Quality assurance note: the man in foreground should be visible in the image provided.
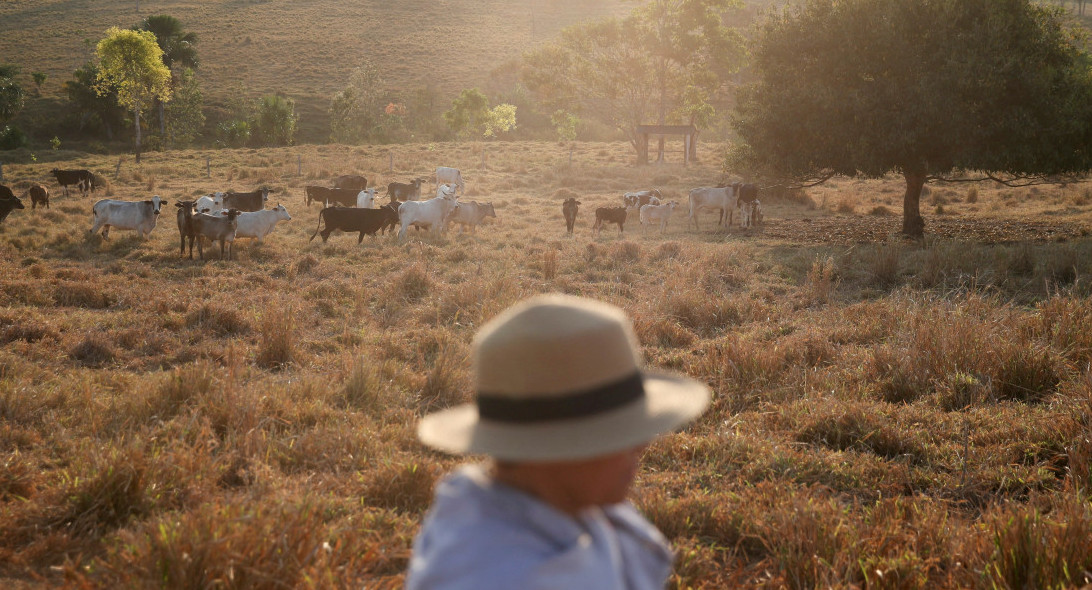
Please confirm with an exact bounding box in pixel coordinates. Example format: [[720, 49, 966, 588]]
[[407, 293, 711, 589]]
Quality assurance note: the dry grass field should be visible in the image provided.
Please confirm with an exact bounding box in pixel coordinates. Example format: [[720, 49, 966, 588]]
[[2, 140, 1092, 588]]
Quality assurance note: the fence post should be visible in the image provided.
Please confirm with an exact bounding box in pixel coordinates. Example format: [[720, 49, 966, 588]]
[[0, 162, 4, 182], [297, 154, 302, 176], [206, 157, 211, 178], [115, 158, 122, 179], [569, 147, 573, 167], [389, 151, 393, 173], [481, 148, 486, 169]]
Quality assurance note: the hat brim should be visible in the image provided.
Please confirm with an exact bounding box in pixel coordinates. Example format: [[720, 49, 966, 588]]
[[417, 372, 710, 461]]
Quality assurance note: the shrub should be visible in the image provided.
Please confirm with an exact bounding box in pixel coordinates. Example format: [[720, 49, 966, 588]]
[[0, 125, 28, 150], [185, 303, 251, 336]]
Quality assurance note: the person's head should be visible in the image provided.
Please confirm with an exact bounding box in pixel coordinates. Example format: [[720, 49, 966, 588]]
[[418, 294, 710, 511]]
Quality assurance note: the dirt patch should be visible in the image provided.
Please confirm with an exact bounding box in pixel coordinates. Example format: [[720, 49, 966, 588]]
[[756, 215, 1091, 246]]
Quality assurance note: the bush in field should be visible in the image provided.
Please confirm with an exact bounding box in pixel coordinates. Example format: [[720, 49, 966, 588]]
[[251, 94, 296, 146]]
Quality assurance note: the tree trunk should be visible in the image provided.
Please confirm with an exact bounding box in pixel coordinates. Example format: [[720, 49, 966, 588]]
[[158, 98, 166, 139], [134, 107, 142, 164], [656, 60, 667, 163], [901, 170, 926, 237]]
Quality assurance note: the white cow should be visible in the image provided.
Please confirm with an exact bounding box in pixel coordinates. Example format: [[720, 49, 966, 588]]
[[688, 186, 739, 230], [355, 188, 378, 209], [195, 192, 225, 214], [435, 167, 465, 192], [218, 204, 292, 243], [89, 195, 168, 239], [398, 190, 459, 239], [447, 201, 496, 233], [639, 201, 679, 234]]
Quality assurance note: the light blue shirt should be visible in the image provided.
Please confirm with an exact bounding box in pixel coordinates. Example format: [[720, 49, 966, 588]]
[[406, 464, 674, 590]]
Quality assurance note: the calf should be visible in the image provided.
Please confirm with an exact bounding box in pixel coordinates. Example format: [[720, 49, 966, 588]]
[[191, 209, 242, 260], [622, 189, 662, 209], [562, 198, 581, 235], [310, 204, 399, 243], [51, 169, 97, 197], [90, 195, 168, 239], [0, 185, 25, 224], [385, 178, 424, 202], [176, 200, 197, 258], [688, 185, 739, 230], [25, 184, 49, 209], [639, 201, 679, 234], [220, 204, 292, 243], [741, 199, 763, 229], [221, 187, 269, 212], [447, 201, 496, 233], [592, 206, 636, 235], [332, 174, 368, 191]]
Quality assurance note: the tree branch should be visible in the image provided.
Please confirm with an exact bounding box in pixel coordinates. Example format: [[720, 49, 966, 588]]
[[929, 171, 1089, 187]]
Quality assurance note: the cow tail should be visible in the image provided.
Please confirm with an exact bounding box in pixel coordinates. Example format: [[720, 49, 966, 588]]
[[309, 209, 324, 242]]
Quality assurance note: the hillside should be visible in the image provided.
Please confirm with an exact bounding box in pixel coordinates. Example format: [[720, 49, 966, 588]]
[[0, 0, 632, 143]]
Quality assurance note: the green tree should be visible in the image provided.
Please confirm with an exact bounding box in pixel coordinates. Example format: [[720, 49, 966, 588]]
[[637, 0, 744, 161], [444, 88, 491, 139], [522, 0, 744, 164], [65, 62, 126, 140], [551, 109, 580, 142], [483, 103, 518, 138], [329, 62, 384, 143], [136, 15, 199, 140], [733, 0, 1092, 237], [95, 27, 172, 162], [32, 72, 46, 95], [0, 65, 25, 125], [252, 94, 296, 146], [164, 68, 205, 146]]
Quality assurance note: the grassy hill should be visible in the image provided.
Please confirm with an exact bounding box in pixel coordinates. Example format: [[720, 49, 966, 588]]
[[0, 0, 633, 143]]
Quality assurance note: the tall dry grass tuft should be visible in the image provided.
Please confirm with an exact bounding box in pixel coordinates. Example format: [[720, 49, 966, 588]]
[[870, 242, 901, 287], [257, 306, 297, 370], [1045, 245, 1078, 284], [393, 264, 432, 303], [1006, 243, 1036, 276], [360, 461, 439, 513], [806, 255, 835, 304], [185, 303, 251, 336], [416, 345, 469, 413], [542, 249, 559, 280], [151, 361, 218, 420], [69, 332, 116, 367], [1037, 295, 1092, 365], [45, 448, 150, 538], [339, 358, 383, 410], [981, 497, 1092, 589]]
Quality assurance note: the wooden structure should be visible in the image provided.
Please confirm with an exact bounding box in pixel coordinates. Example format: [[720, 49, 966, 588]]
[[636, 124, 698, 166]]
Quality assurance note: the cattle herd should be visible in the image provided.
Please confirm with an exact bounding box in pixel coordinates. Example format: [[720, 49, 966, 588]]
[[0, 166, 763, 260]]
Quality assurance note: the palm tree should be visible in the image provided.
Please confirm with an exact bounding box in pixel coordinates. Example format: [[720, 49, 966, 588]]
[[135, 15, 199, 140]]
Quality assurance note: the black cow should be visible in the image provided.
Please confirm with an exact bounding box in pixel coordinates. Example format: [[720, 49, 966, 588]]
[[175, 201, 197, 258], [309, 204, 399, 244], [385, 178, 424, 202], [593, 206, 631, 235], [332, 174, 368, 191], [304, 186, 361, 208], [0, 185, 25, 223], [222, 187, 269, 212], [562, 198, 581, 235], [51, 169, 97, 197]]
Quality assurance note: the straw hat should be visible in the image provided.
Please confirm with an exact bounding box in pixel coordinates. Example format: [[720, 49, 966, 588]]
[[418, 294, 710, 461]]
